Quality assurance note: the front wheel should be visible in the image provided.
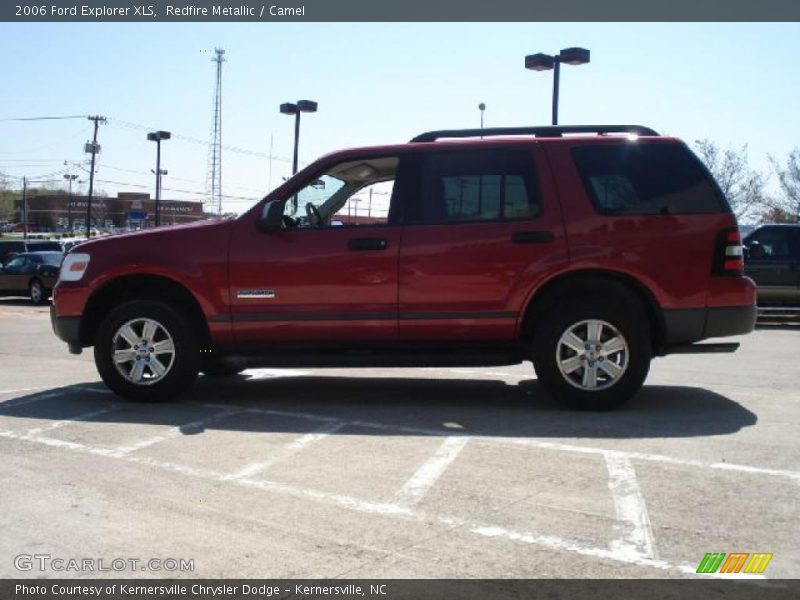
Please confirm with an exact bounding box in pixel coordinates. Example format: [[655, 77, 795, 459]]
[[532, 295, 651, 410], [94, 300, 200, 402]]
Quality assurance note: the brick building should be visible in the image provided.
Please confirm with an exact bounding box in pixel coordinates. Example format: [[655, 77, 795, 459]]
[[15, 193, 209, 230]]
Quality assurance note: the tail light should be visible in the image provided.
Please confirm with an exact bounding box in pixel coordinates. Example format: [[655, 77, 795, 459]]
[[713, 228, 744, 275]]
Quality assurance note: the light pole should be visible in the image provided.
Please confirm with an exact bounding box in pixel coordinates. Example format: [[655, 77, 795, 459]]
[[63, 174, 78, 233], [525, 47, 590, 125], [280, 100, 318, 176], [478, 103, 486, 129], [147, 130, 171, 227]]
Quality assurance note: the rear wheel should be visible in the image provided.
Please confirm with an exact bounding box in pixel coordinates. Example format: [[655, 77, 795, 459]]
[[532, 292, 651, 410], [29, 279, 46, 304], [94, 300, 200, 402]]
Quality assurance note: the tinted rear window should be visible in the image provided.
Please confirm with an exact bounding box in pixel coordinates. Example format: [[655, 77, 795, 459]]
[[0, 241, 25, 252], [572, 144, 727, 216], [28, 241, 62, 252]]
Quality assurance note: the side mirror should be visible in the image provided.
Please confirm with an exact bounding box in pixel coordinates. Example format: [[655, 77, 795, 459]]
[[748, 241, 765, 260], [256, 201, 284, 233]]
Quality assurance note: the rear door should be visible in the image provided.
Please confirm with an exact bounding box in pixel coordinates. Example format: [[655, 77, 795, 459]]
[[397, 144, 567, 341]]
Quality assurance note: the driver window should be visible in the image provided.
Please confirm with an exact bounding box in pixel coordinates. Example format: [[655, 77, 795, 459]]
[[281, 156, 399, 229]]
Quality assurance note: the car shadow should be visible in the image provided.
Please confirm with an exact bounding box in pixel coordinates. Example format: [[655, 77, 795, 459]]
[[0, 374, 757, 440]]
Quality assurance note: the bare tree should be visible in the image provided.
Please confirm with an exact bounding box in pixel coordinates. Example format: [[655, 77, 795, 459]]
[[694, 139, 766, 222], [767, 148, 800, 223]]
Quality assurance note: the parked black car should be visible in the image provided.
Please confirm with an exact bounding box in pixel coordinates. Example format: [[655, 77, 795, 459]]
[[0, 240, 63, 266], [0, 251, 63, 304], [743, 224, 800, 312]]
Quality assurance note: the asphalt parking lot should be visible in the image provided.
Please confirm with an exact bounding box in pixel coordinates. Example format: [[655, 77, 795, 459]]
[[0, 298, 798, 580]]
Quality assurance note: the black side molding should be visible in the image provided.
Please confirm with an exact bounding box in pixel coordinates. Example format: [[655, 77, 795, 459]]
[[665, 342, 740, 354]]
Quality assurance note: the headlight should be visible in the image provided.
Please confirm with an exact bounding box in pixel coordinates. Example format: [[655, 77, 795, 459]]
[[59, 253, 90, 282]]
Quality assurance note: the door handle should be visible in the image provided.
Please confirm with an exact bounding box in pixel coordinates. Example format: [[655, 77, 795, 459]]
[[348, 237, 388, 251], [512, 231, 554, 244]]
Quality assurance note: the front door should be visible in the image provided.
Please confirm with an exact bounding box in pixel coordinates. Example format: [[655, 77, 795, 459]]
[[228, 154, 404, 344]]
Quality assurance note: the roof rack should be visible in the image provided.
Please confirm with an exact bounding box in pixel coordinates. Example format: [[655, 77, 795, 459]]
[[410, 125, 659, 143]]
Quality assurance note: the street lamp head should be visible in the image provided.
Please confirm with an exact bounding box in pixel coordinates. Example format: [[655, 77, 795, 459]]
[[297, 100, 318, 113], [147, 131, 171, 142], [525, 53, 555, 71], [280, 102, 299, 115], [478, 103, 486, 111], [558, 47, 590, 65]]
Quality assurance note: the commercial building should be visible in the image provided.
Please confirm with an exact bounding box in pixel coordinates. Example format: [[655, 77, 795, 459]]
[[14, 192, 210, 231]]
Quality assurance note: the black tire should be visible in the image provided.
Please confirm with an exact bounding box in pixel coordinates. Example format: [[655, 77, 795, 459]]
[[201, 360, 245, 378], [29, 279, 47, 305], [94, 300, 200, 402], [531, 288, 651, 410]]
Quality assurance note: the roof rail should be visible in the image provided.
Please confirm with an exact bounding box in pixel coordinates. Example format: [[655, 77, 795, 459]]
[[410, 125, 659, 143]]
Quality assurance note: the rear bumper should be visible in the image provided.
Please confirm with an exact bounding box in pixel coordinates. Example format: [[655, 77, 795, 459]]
[[50, 305, 82, 354], [663, 304, 757, 345]]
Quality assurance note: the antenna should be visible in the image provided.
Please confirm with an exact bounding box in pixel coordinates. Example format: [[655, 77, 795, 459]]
[[206, 48, 226, 215]]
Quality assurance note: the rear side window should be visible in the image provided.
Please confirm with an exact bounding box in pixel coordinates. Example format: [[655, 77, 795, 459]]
[[28, 241, 62, 252], [572, 144, 727, 216], [406, 149, 541, 224]]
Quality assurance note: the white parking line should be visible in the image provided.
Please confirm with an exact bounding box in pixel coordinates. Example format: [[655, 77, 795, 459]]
[[110, 408, 246, 457], [0, 424, 735, 577], [223, 420, 346, 481], [391, 436, 470, 507], [0, 387, 45, 395], [185, 403, 800, 483], [0, 390, 70, 409], [605, 454, 657, 560], [26, 405, 122, 436]]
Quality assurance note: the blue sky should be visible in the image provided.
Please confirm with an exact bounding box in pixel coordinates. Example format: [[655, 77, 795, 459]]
[[1, 22, 798, 214]]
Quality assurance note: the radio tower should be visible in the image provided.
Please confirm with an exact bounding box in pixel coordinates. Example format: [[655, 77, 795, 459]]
[[206, 48, 225, 215]]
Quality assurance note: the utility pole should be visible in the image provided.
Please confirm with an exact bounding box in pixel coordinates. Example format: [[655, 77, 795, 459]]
[[84, 115, 106, 239], [22, 177, 28, 240], [63, 174, 78, 233]]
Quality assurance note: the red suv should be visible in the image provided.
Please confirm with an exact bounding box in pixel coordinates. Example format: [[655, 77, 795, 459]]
[[51, 125, 756, 409]]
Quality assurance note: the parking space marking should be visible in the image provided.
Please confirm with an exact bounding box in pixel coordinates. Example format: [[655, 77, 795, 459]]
[[110, 407, 247, 457], [25, 405, 123, 436], [223, 420, 347, 481], [0, 387, 45, 396], [188, 402, 800, 483], [391, 436, 470, 507], [605, 454, 657, 560], [242, 368, 310, 380], [0, 390, 71, 409], [0, 423, 767, 578]]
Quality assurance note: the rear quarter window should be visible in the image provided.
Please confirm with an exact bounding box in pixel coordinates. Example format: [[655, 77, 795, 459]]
[[572, 143, 728, 216], [28, 242, 62, 252]]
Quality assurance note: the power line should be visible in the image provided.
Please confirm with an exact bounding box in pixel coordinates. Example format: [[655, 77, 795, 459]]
[[0, 114, 88, 122], [94, 178, 260, 202]]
